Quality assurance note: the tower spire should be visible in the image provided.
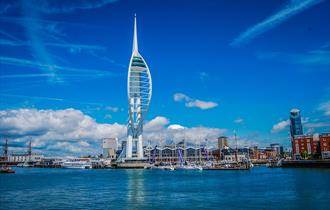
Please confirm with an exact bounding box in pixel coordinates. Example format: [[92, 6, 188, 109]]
[[133, 14, 138, 52]]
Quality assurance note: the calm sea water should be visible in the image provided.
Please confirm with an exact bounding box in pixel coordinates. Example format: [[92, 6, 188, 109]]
[[1, 167, 329, 210]]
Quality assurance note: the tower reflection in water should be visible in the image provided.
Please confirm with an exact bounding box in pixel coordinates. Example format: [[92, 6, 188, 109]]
[[125, 170, 145, 208]]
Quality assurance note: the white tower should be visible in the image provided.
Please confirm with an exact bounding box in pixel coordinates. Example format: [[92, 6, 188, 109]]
[[126, 14, 152, 160]]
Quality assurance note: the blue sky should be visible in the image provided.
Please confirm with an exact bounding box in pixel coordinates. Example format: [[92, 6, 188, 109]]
[[0, 0, 329, 155]]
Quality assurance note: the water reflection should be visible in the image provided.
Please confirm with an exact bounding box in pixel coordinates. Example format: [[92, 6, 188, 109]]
[[125, 169, 145, 208]]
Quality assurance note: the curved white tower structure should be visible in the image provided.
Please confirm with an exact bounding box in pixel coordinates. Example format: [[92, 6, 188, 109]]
[[126, 14, 152, 160]]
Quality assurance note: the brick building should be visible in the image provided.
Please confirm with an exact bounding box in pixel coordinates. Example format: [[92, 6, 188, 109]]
[[292, 134, 319, 158], [292, 133, 330, 159], [319, 133, 330, 159]]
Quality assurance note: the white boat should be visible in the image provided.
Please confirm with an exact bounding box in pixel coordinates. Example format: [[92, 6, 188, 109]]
[[193, 165, 203, 171], [62, 160, 92, 169], [17, 163, 24, 167], [159, 165, 175, 170], [176, 164, 202, 170]]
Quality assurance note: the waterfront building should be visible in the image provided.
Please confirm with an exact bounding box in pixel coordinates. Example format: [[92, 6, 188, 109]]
[[319, 132, 330, 159], [144, 144, 214, 163], [264, 147, 278, 159], [223, 154, 247, 162], [218, 136, 228, 150], [8, 153, 44, 163], [250, 146, 259, 160], [102, 138, 117, 159], [270, 143, 284, 156], [123, 14, 152, 161], [3, 139, 43, 163], [290, 109, 303, 137], [292, 134, 320, 159]]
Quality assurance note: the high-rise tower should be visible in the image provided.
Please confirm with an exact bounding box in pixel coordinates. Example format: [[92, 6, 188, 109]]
[[126, 14, 152, 160], [290, 108, 303, 137]]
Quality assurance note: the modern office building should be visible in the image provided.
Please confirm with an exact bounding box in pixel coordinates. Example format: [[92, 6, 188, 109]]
[[270, 143, 283, 156], [290, 108, 303, 137], [125, 14, 152, 161]]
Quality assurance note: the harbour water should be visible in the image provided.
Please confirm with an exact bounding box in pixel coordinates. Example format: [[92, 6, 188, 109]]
[[1, 167, 329, 210]]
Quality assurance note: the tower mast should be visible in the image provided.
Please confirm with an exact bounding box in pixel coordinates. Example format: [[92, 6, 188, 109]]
[[133, 13, 138, 53]]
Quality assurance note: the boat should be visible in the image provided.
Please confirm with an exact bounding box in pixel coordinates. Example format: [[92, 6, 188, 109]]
[[176, 163, 203, 170], [0, 166, 15, 173], [164, 165, 175, 171], [22, 161, 34, 167], [175, 147, 202, 170], [192, 163, 203, 171], [203, 162, 250, 170], [159, 165, 175, 170], [62, 160, 92, 169], [17, 163, 24, 167]]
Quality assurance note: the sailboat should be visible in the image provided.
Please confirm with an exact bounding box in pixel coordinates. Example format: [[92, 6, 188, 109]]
[[175, 147, 203, 170]]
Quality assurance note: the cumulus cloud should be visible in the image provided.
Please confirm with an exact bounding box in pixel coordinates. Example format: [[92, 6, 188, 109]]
[[168, 124, 185, 130], [144, 116, 170, 132], [0, 108, 127, 141], [143, 116, 226, 146], [144, 125, 227, 147], [173, 93, 218, 110], [0, 108, 226, 155], [271, 120, 290, 133]]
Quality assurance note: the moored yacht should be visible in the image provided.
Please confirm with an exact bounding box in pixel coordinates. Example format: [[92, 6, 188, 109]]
[[62, 159, 92, 169]]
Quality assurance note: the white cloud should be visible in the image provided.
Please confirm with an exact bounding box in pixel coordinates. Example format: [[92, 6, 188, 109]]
[[173, 93, 191, 102], [0, 108, 127, 141], [185, 100, 218, 110], [173, 93, 218, 110], [234, 117, 244, 124], [78, 141, 90, 147], [231, 0, 324, 47], [168, 124, 185, 130], [319, 101, 330, 116], [144, 116, 170, 132], [144, 124, 227, 147], [271, 120, 290, 133], [0, 108, 227, 154]]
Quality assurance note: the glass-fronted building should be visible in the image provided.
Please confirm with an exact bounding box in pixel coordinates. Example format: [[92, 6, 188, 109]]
[[290, 108, 303, 137]]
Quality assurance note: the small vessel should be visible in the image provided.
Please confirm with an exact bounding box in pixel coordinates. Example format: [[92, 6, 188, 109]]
[[176, 164, 203, 170], [0, 166, 15, 173], [22, 161, 34, 167], [160, 165, 175, 170], [194, 165, 203, 171], [17, 163, 24, 167], [62, 159, 92, 169]]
